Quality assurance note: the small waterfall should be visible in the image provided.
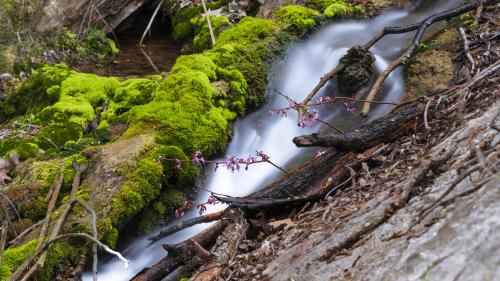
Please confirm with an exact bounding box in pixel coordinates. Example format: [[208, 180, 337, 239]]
[[84, 1, 461, 279]]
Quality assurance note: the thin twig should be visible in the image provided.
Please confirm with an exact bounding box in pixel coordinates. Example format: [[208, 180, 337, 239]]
[[200, 0, 216, 47], [34, 174, 64, 253], [424, 98, 433, 131], [77, 199, 98, 281], [92, 5, 120, 48], [14, 232, 129, 280], [139, 0, 164, 47], [9, 219, 43, 247], [459, 27, 476, 75]]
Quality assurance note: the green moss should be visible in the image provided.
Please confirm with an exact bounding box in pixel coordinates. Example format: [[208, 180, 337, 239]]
[[191, 15, 231, 51], [0, 240, 37, 281], [108, 150, 163, 226], [35, 240, 87, 281], [0, 64, 71, 119], [323, 0, 363, 18], [26, 154, 88, 192], [172, 21, 195, 41], [37, 121, 83, 150], [304, 0, 363, 17], [39, 73, 119, 127], [137, 188, 185, 233], [13, 142, 39, 160], [97, 218, 119, 248], [217, 17, 278, 46], [275, 5, 319, 33]]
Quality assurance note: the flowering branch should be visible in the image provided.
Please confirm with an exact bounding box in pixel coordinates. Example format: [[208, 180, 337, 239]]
[[270, 89, 399, 130], [271, 89, 344, 133], [161, 151, 288, 174]]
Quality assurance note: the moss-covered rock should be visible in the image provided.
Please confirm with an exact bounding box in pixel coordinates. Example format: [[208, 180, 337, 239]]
[[275, 5, 319, 33], [0, 240, 37, 281], [192, 15, 231, 52], [0, 64, 71, 120], [305, 0, 364, 18]]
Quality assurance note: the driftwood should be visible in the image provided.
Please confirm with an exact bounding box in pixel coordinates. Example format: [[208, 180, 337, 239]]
[[130, 221, 226, 281], [191, 209, 248, 281], [149, 210, 224, 242], [293, 103, 422, 151]]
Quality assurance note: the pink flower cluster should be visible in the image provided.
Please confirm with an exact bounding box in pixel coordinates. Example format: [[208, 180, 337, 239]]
[[191, 150, 205, 165], [215, 151, 271, 172], [175, 195, 220, 218]]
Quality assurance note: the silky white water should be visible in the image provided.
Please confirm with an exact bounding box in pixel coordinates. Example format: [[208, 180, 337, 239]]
[[84, 1, 463, 279]]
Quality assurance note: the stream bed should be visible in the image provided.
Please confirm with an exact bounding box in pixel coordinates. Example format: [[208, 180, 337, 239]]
[[83, 0, 463, 279]]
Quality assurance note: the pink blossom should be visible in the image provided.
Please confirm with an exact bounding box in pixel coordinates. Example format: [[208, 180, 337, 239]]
[[191, 150, 205, 165], [175, 159, 182, 169], [343, 101, 356, 113], [175, 208, 185, 219], [316, 96, 333, 104], [315, 151, 326, 159], [197, 204, 207, 215], [298, 110, 319, 127], [224, 155, 241, 172], [207, 195, 218, 205]]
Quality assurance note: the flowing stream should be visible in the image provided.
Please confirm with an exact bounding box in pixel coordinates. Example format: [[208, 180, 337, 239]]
[[84, 0, 462, 279]]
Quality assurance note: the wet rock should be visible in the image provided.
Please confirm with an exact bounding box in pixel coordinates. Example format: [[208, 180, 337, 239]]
[[337, 46, 375, 96]]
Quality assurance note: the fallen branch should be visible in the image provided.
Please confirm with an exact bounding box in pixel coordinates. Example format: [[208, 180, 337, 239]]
[[77, 199, 98, 281], [200, 0, 216, 47], [9, 219, 44, 247], [12, 232, 128, 281], [149, 210, 224, 242], [139, 0, 164, 47], [131, 221, 226, 281], [214, 149, 380, 211], [34, 174, 64, 253], [293, 103, 422, 151], [459, 27, 476, 75], [191, 209, 248, 281], [9, 161, 87, 281]]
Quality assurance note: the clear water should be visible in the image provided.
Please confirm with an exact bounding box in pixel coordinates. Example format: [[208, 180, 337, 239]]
[[84, 1, 463, 279]]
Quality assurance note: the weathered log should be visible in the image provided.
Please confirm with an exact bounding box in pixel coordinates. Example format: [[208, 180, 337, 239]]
[[191, 209, 249, 281], [149, 210, 224, 242], [130, 220, 226, 281], [213, 151, 363, 210], [293, 104, 422, 151], [241, 149, 342, 199]]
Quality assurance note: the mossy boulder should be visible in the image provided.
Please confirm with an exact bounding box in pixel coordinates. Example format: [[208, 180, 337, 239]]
[[275, 5, 319, 33], [0, 64, 71, 120], [192, 15, 231, 52], [337, 46, 375, 96]]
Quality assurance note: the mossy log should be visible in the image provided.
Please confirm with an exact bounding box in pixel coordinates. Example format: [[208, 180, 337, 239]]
[[293, 103, 423, 151], [129, 221, 226, 281]]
